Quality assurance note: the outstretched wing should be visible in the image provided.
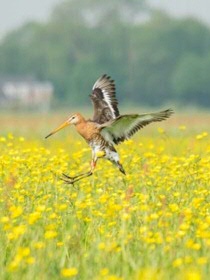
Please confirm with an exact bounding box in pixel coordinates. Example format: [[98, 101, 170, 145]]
[[100, 109, 174, 145], [90, 74, 120, 124]]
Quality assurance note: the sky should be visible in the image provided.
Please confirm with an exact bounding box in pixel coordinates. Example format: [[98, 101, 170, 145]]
[[0, 0, 210, 37], [0, 0, 59, 37], [149, 0, 210, 25]]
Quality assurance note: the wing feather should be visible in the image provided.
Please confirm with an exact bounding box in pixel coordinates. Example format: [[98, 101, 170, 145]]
[[100, 109, 174, 145], [90, 74, 120, 124]]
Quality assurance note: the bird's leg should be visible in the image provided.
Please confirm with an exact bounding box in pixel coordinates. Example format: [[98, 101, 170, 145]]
[[61, 159, 97, 184], [62, 160, 95, 180], [62, 173, 87, 180], [61, 170, 93, 184]]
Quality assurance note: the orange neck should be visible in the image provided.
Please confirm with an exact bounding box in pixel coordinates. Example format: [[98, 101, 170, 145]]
[[75, 114, 86, 126]]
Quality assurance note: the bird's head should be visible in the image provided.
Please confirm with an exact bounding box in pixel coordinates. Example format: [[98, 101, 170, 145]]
[[45, 113, 83, 139]]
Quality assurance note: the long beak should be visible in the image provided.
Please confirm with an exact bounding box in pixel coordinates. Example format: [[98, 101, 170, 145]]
[[45, 121, 70, 139]]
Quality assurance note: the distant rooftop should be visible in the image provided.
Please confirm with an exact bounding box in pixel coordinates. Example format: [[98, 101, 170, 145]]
[[0, 76, 54, 111]]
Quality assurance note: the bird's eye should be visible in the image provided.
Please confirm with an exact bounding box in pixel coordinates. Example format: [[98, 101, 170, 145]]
[[72, 116, 75, 120]]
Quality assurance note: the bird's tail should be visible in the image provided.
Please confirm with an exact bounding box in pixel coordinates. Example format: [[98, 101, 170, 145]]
[[115, 161, 126, 175]]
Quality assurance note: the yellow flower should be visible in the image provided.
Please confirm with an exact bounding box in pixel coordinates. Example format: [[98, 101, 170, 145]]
[[1, 216, 10, 223], [0, 137, 6, 142], [44, 230, 58, 239], [7, 133, 14, 140], [100, 268, 109, 276], [180, 269, 202, 280], [33, 242, 45, 249], [10, 205, 23, 218], [8, 256, 22, 271], [61, 267, 78, 278], [1, 128, 210, 278], [96, 150, 106, 158], [197, 257, 208, 265], [196, 132, 208, 140], [28, 212, 41, 225], [17, 247, 30, 257], [49, 213, 57, 219], [57, 241, 64, 247], [98, 242, 106, 250], [58, 204, 68, 211], [8, 225, 26, 240], [105, 276, 123, 280], [173, 258, 183, 267], [169, 203, 179, 212], [26, 257, 35, 264]]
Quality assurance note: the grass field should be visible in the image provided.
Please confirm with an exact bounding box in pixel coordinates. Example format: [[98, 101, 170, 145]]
[[0, 112, 210, 279]]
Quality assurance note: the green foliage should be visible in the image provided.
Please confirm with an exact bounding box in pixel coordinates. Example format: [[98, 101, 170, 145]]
[[172, 53, 210, 106], [0, 0, 210, 107]]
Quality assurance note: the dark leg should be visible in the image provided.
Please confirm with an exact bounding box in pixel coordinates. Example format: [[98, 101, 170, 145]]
[[61, 170, 93, 184], [61, 159, 97, 184], [62, 172, 89, 180]]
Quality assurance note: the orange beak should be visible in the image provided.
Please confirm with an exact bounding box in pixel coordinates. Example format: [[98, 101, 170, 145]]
[[45, 120, 70, 139]]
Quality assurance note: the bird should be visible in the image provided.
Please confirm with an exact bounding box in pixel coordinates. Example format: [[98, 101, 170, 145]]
[[45, 74, 174, 184]]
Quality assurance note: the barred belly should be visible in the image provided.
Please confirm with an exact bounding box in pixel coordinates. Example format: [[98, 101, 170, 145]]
[[89, 138, 119, 163], [88, 135, 125, 175]]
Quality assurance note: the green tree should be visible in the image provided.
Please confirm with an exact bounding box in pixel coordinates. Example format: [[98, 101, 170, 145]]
[[172, 53, 210, 107], [1, 1, 210, 107], [126, 13, 210, 105]]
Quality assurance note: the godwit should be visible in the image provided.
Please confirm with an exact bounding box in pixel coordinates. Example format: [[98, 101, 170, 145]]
[[46, 74, 173, 184]]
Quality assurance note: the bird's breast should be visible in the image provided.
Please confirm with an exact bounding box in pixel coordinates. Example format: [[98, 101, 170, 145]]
[[76, 122, 99, 142]]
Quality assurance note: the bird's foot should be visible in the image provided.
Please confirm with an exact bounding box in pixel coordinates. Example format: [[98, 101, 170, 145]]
[[62, 173, 75, 180], [60, 177, 75, 185], [60, 173, 76, 184], [60, 170, 93, 184]]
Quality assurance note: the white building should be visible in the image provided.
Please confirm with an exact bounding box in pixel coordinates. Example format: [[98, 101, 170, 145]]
[[0, 77, 54, 110]]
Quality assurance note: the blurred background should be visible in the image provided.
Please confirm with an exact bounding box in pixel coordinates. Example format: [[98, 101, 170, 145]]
[[0, 0, 210, 114]]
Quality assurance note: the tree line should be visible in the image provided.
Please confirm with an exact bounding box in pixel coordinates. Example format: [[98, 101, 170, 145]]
[[0, 0, 210, 108]]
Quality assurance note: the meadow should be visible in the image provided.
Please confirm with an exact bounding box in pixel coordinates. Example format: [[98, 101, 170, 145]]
[[0, 111, 210, 280]]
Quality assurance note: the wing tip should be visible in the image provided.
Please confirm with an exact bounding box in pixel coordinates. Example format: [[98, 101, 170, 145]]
[[92, 74, 112, 90], [151, 108, 174, 122], [164, 108, 174, 117]]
